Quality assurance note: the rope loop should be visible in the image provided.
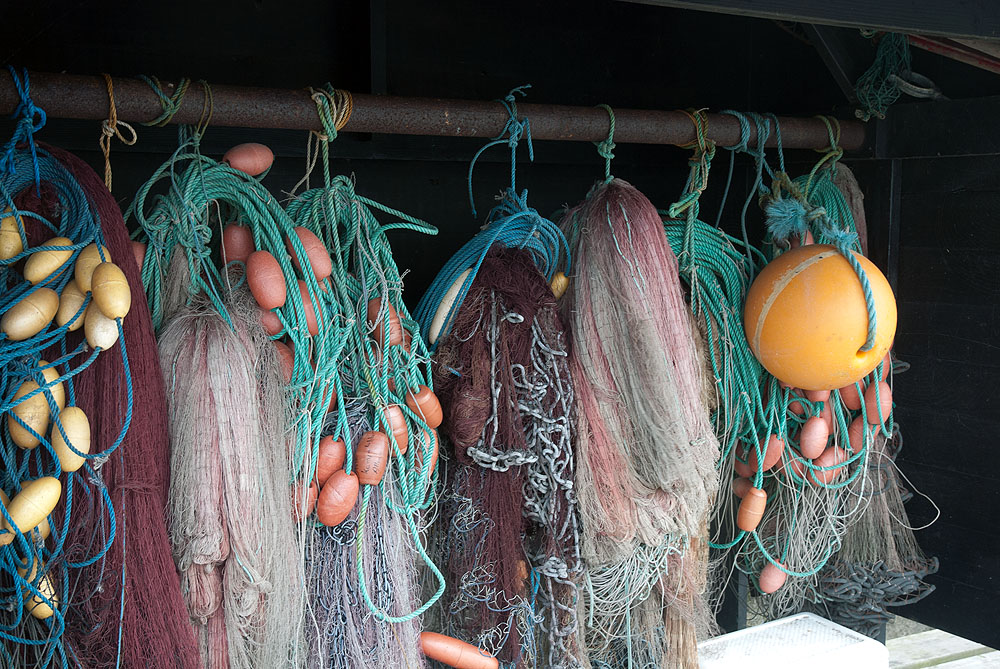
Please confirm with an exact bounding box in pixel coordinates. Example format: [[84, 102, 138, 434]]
[[98, 74, 138, 192], [2, 67, 45, 191], [593, 103, 616, 183], [467, 85, 533, 218]]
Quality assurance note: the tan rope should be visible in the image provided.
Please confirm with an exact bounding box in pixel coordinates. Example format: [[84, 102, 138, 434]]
[[99, 73, 138, 192]]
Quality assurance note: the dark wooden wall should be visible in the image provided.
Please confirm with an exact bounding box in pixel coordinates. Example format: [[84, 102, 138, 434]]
[[890, 152, 1000, 648]]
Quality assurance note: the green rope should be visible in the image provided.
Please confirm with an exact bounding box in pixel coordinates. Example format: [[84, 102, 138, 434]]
[[855, 32, 911, 121], [593, 103, 615, 183], [137, 76, 191, 127]]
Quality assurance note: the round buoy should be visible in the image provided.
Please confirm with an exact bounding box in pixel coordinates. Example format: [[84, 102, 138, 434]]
[[743, 244, 896, 391]]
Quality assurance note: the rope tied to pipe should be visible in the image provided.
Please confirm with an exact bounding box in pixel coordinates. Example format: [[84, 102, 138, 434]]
[[2, 67, 45, 193], [467, 85, 533, 218], [593, 103, 616, 183], [136, 75, 190, 127], [98, 74, 138, 192]]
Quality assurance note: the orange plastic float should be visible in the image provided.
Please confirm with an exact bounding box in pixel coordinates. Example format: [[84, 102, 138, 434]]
[[222, 143, 274, 176], [744, 244, 896, 390], [419, 632, 499, 669], [737, 487, 767, 533]]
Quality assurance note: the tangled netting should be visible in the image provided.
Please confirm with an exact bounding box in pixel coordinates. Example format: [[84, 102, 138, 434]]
[[562, 178, 720, 668], [429, 248, 582, 667]]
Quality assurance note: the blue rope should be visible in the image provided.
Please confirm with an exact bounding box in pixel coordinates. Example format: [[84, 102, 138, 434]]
[[413, 188, 569, 351], [467, 85, 532, 218]]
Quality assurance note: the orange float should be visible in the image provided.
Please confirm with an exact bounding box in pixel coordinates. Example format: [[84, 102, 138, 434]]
[[743, 244, 896, 390], [419, 632, 498, 669], [737, 487, 767, 533]]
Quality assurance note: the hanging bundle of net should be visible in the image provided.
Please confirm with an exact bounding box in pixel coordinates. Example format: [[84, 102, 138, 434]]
[[0, 69, 151, 668], [128, 80, 307, 668], [561, 156, 720, 666], [283, 84, 444, 667], [416, 87, 582, 668], [781, 136, 938, 636]]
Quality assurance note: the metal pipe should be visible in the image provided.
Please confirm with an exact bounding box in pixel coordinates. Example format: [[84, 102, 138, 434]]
[[0, 71, 867, 151]]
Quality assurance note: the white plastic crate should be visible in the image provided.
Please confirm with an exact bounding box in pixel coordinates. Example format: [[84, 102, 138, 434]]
[[699, 612, 889, 668]]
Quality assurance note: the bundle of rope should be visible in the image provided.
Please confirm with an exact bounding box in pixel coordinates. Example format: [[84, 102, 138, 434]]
[[283, 83, 444, 667], [417, 88, 581, 668], [0, 69, 135, 668], [562, 172, 720, 667]]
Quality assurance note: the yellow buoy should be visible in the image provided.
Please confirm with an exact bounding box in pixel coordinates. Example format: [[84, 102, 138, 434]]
[[74, 243, 110, 292], [56, 279, 87, 331], [37, 360, 66, 412], [743, 244, 896, 391], [91, 262, 131, 319], [8, 384, 50, 450], [428, 269, 472, 345], [51, 406, 91, 473], [0, 208, 24, 260], [84, 303, 120, 350], [0, 477, 61, 546], [18, 558, 58, 619], [23, 237, 74, 285], [549, 271, 569, 299], [1, 287, 59, 341]]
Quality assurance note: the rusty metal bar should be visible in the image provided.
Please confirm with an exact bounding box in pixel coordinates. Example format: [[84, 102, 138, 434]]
[[0, 71, 867, 151]]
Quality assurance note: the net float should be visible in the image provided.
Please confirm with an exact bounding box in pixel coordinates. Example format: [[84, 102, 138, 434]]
[[810, 445, 848, 485], [415, 427, 440, 484], [91, 262, 131, 319], [805, 389, 830, 403], [19, 558, 58, 619], [0, 477, 61, 546], [367, 297, 403, 346], [287, 227, 332, 280], [222, 143, 274, 176], [56, 279, 87, 331], [798, 415, 829, 459], [292, 479, 318, 522], [85, 303, 120, 350], [744, 244, 896, 390], [749, 434, 784, 472], [733, 455, 753, 479], [24, 237, 74, 285], [759, 561, 788, 594], [0, 208, 24, 260], [247, 251, 287, 310], [354, 431, 390, 485], [848, 416, 866, 452], [419, 631, 499, 669], [7, 362, 63, 449], [222, 223, 255, 265], [298, 280, 319, 335], [51, 406, 91, 472], [130, 240, 146, 271], [405, 384, 443, 429], [315, 436, 346, 486], [549, 271, 569, 299], [428, 269, 472, 345], [2, 287, 59, 341], [737, 487, 767, 533], [260, 308, 283, 336], [838, 381, 863, 411], [316, 470, 359, 526], [73, 243, 110, 292], [383, 404, 409, 453], [864, 380, 893, 425], [732, 477, 753, 498]]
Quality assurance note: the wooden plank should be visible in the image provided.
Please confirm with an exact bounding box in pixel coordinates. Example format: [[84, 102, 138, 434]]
[[937, 650, 1000, 667], [620, 0, 1000, 39], [888, 629, 993, 668]]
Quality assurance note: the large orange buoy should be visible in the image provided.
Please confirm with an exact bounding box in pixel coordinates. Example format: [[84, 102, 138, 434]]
[[743, 244, 896, 391]]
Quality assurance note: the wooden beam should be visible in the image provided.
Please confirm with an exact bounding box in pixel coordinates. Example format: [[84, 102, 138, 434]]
[[620, 0, 1000, 40]]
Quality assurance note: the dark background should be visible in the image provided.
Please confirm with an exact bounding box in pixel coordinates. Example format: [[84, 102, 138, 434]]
[[4, 0, 999, 649]]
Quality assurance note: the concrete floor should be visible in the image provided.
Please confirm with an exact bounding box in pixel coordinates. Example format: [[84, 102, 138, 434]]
[[887, 616, 933, 640]]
